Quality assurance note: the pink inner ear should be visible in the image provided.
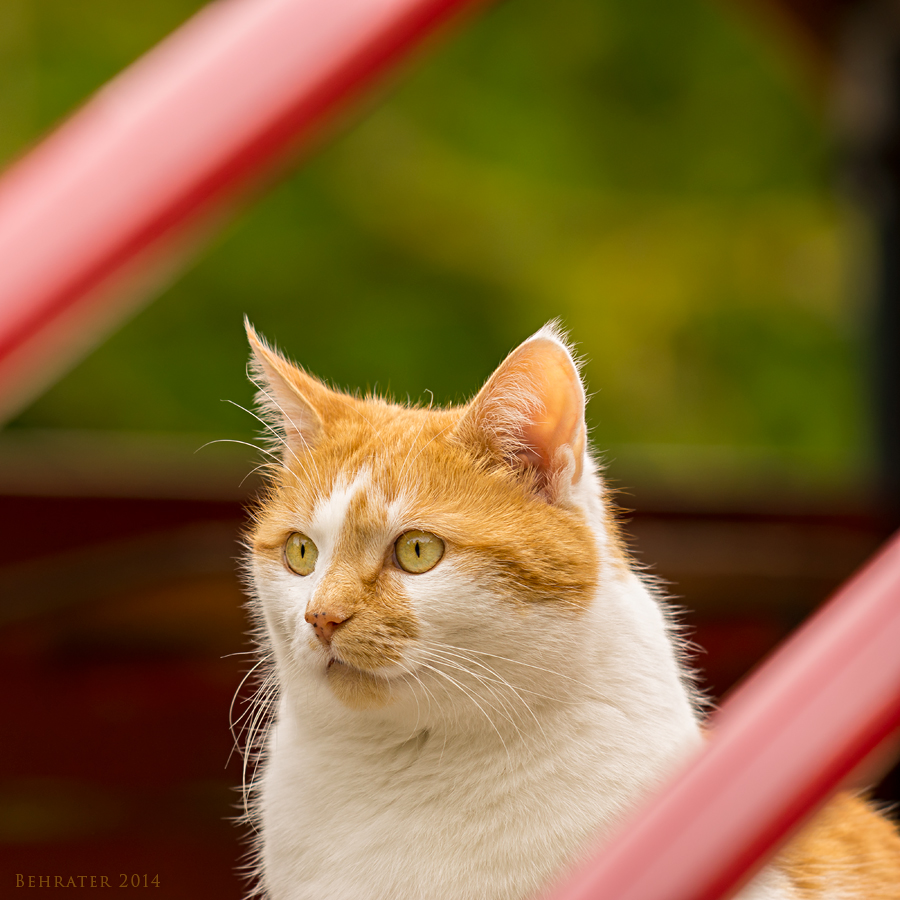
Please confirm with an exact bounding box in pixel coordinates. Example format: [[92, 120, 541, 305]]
[[516, 340, 586, 485]]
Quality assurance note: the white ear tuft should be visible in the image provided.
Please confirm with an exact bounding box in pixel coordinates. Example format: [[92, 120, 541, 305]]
[[458, 322, 588, 502], [245, 319, 327, 453]]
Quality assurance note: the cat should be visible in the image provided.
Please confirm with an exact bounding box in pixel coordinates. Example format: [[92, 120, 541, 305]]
[[238, 321, 900, 900]]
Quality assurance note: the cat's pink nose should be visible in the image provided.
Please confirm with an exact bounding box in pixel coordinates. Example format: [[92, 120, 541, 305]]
[[305, 608, 350, 646]]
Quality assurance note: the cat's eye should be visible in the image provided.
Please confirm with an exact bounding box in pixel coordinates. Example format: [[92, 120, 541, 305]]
[[395, 530, 444, 574], [284, 533, 318, 576]]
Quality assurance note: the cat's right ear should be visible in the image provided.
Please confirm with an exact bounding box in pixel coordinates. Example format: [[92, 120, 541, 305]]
[[245, 320, 328, 451], [457, 322, 588, 503]]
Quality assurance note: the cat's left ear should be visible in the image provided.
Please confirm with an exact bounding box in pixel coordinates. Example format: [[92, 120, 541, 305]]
[[458, 323, 588, 502], [244, 320, 337, 452]]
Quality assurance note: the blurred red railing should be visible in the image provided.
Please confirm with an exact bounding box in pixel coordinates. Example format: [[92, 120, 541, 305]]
[[0, 0, 484, 422], [0, 2, 898, 899]]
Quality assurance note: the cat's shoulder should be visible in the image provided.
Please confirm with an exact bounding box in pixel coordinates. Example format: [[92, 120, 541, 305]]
[[777, 792, 900, 898]]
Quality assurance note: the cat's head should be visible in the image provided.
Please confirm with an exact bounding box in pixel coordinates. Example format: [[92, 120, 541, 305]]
[[244, 323, 621, 723]]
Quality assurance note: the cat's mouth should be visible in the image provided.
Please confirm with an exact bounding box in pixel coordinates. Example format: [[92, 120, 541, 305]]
[[323, 653, 398, 710], [326, 654, 356, 673], [323, 655, 407, 709], [325, 654, 376, 678]]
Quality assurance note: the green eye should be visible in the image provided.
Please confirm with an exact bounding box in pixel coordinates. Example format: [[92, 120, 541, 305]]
[[395, 530, 444, 574], [284, 533, 318, 576]]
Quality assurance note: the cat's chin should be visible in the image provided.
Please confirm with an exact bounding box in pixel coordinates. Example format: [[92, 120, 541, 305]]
[[325, 659, 396, 710]]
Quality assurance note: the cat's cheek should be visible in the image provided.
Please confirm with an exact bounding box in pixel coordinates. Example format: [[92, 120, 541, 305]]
[[405, 564, 536, 668], [253, 563, 318, 663], [410, 560, 590, 690], [402, 564, 479, 635]]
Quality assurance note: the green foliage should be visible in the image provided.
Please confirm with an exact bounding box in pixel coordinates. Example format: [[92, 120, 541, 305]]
[[2, 0, 873, 494]]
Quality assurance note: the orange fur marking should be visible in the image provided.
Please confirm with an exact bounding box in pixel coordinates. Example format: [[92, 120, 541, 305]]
[[778, 793, 900, 897]]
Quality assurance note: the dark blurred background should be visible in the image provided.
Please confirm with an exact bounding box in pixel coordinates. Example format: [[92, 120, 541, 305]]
[[1, 0, 898, 896]]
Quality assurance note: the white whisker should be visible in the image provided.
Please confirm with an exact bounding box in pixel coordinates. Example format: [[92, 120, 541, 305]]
[[229, 650, 278, 823], [229, 654, 272, 750], [405, 421, 456, 473], [241, 384, 323, 488], [416, 661, 513, 765], [420, 641, 561, 704], [196, 438, 292, 481], [418, 644, 550, 745], [418, 648, 522, 727], [429, 641, 599, 696], [397, 389, 436, 484]]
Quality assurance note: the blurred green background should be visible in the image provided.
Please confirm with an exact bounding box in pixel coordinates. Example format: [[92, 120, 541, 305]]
[[0, 0, 872, 507]]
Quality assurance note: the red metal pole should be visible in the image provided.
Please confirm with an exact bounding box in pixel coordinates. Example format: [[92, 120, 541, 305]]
[[0, 0, 484, 421], [543, 530, 900, 900]]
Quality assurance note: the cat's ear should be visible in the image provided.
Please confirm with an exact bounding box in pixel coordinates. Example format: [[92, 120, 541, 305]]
[[245, 320, 334, 451], [458, 322, 588, 501]]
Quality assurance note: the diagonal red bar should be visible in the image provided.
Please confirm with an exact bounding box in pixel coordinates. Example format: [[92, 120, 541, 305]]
[[543, 529, 900, 900], [0, 0, 484, 421]]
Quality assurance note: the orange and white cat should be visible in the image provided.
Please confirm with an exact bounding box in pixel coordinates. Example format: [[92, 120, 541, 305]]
[[241, 322, 900, 900]]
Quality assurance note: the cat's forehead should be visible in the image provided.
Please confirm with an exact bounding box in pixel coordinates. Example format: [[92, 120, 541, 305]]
[[285, 398, 465, 505], [343, 398, 459, 455]]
